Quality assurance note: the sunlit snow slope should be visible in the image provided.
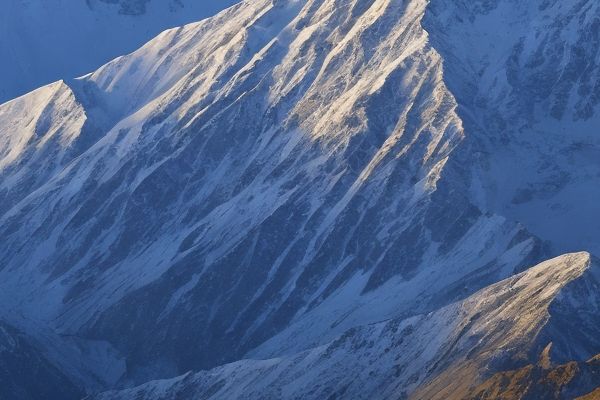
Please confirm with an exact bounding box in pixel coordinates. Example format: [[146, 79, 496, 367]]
[[0, 0, 238, 103]]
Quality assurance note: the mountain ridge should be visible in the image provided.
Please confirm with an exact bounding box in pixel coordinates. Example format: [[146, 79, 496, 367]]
[[0, 0, 238, 103], [88, 253, 600, 399]]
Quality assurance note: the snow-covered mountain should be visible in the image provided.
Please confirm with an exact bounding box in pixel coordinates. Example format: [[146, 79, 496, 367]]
[[0, 0, 238, 103], [1, 0, 600, 398]]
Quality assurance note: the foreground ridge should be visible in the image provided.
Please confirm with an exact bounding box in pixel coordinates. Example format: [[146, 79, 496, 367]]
[[90, 253, 600, 399]]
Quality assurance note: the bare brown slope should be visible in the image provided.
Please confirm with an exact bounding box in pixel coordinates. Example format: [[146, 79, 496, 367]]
[[466, 350, 600, 400]]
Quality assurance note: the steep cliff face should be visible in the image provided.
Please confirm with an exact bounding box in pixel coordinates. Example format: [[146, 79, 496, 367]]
[[1, 0, 600, 398]]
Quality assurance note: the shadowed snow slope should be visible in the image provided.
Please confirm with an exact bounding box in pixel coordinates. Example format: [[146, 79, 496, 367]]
[[0, 321, 82, 400], [1, 0, 600, 398], [424, 0, 600, 256]]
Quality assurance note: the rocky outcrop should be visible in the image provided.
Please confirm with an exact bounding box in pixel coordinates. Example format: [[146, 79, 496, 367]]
[[468, 350, 600, 400]]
